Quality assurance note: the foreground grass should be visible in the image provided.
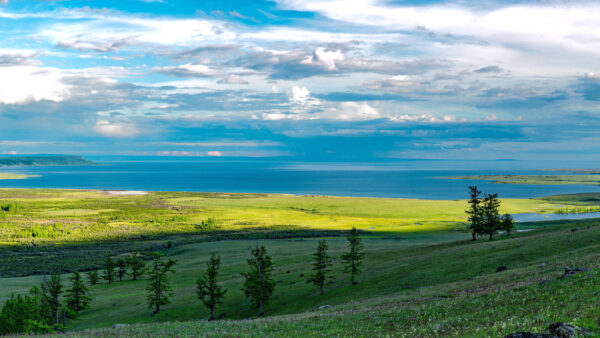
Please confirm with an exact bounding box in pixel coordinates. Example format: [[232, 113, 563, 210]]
[[4, 218, 600, 335]]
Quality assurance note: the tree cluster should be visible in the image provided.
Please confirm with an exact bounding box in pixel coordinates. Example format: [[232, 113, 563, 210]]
[[466, 186, 515, 241]]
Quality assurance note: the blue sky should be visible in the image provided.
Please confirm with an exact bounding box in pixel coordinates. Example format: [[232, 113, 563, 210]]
[[1, 0, 600, 161]]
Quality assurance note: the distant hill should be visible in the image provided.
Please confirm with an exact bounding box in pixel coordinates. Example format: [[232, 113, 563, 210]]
[[0, 155, 97, 167]]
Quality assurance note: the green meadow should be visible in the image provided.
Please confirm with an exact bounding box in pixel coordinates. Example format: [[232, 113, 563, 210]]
[[1, 188, 600, 336], [452, 174, 600, 186], [0, 173, 36, 180]]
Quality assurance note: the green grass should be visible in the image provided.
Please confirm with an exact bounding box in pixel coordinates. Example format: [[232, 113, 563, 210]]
[[451, 174, 600, 186], [0, 173, 36, 179]]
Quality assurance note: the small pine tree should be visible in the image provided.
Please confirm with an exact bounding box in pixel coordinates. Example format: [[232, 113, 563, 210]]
[[482, 193, 501, 241], [341, 227, 365, 285], [311, 240, 333, 295], [146, 252, 176, 320], [65, 271, 91, 316], [241, 245, 275, 317], [116, 258, 128, 282], [466, 186, 483, 241], [86, 270, 99, 286], [126, 251, 146, 280], [196, 253, 227, 321], [102, 257, 116, 284], [500, 213, 515, 235]]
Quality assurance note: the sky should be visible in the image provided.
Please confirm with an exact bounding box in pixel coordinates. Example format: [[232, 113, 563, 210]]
[[1, 0, 600, 161]]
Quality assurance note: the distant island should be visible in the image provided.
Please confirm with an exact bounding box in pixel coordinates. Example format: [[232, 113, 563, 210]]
[[0, 155, 97, 167]]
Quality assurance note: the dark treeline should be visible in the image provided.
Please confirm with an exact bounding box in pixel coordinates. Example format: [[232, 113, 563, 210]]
[[466, 186, 515, 241], [0, 227, 365, 334]]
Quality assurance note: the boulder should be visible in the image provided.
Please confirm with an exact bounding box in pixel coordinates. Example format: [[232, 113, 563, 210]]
[[561, 267, 589, 279], [539, 279, 553, 286], [504, 333, 555, 338], [544, 322, 593, 337], [112, 324, 126, 329], [318, 305, 331, 310], [496, 266, 508, 272]]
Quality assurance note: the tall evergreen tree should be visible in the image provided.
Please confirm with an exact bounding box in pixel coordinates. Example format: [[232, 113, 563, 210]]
[[241, 245, 275, 317], [341, 227, 365, 285], [46, 272, 63, 327], [116, 258, 128, 282], [126, 251, 146, 280], [86, 270, 99, 286], [481, 193, 501, 241], [196, 253, 227, 321], [466, 186, 483, 241], [65, 271, 91, 316], [102, 257, 116, 284], [146, 252, 176, 320], [311, 240, 333, 295]]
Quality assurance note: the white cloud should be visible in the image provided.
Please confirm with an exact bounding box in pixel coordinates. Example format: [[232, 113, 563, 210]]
[[0, 66, 70, 104], [153, 63, 222, 77], [93, 120, 139, 138], [321, 101, 381, 121], [207, 150, 222, 156]]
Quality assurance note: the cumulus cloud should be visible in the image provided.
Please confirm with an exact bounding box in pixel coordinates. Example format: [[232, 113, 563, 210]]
[[154, 63, 222, 77], [0, 66, 70, 104], [93, 120, 139, 138]]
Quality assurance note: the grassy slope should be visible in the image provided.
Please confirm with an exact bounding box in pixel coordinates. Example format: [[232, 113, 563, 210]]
[[19, 219, 600, 337], [0, 173, 36, 179]]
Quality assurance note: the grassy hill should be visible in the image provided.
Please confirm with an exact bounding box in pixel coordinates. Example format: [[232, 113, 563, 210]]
[[1, 189, 600, 336], [0, 155, 96, 167]]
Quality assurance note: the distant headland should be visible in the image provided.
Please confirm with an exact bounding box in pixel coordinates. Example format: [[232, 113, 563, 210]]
[[0, 155, 97, 167]]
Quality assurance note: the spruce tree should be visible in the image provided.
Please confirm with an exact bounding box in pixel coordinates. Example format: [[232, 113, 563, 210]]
[[102, 257, 116, 284], [116, 258, 128, 282], [146, 252, 176, 320], [341, 227, 365, 285], [311, 240, 333, 295], [241, 245, 275, 317], [126, 251, 146, 280], [196, 253, 227, 321], [466, 186, 483, 241], [482, 193, 501, 241], [86, 270, 99, 285], [65, 271, 91, 316], [501, 213, 515, 235], [47, 272, 63, 327]]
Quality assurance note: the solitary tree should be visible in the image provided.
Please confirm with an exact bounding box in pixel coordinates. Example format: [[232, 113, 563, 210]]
[[466, 186, 483, 241], [311, 240, 334, 295], [102, 257, 116, 284], [47, 272, 63, 326], [241, 245, 275, 317], [116, 258, 128, 282], [86, 270, 99, 286], [146, 252, 176, 320], [341, 227, 365, 285], [65, 271, 91, 316], [126, 251, 146, 280], [500, 213, 515, 235], [481, 193, 501, 241], [196, 253, 227, 321]]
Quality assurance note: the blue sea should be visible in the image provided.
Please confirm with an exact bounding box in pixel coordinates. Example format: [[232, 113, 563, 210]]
[[0, 158, 599, 200]]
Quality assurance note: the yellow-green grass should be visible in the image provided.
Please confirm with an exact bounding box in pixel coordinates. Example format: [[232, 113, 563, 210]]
[[0, 173, 37, 180]]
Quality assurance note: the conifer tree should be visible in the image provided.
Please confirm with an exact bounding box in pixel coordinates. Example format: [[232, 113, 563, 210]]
[[47, 272, 63, 327], [196, 253, 227, 321], [116, 258, 128, 282], [65, 271, 91, 316], [482, 193, 501, 241], [466, 186, 483, 241], [500, 213, 515, 235], [311, 240, 333, 295], [102, 257, 116, 284], [86, 270, 99, 286], [126, 251, 146, 280], [146, 252, 176, 320], [341, 227, 365, 285], [241, 245, 275, 317]]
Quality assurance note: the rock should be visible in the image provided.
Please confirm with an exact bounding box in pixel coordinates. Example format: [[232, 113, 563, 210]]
[[504, 333, 555, 338], [112, 324, 126, 329], [492, 246, 497, 249], [496, 266, 508, 272], [352, 281, 359, 285], [217, 312, 226, 319], [286, 270, 290, 274], [299, 273, 304, 277], [538, 263, 547, 268], [318, 305, 331, 310], [539, 279, 553, 286], [289, 281, 296, 285], [561, 267, 589, 279], [571, 228, 578, 232], [306, 278, 312, 283], [584, 274, 593, 279], [544, 322, 593, 337]]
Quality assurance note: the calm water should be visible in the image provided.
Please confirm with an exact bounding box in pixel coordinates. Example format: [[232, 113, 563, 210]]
[[0, 159, 599, 199]]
